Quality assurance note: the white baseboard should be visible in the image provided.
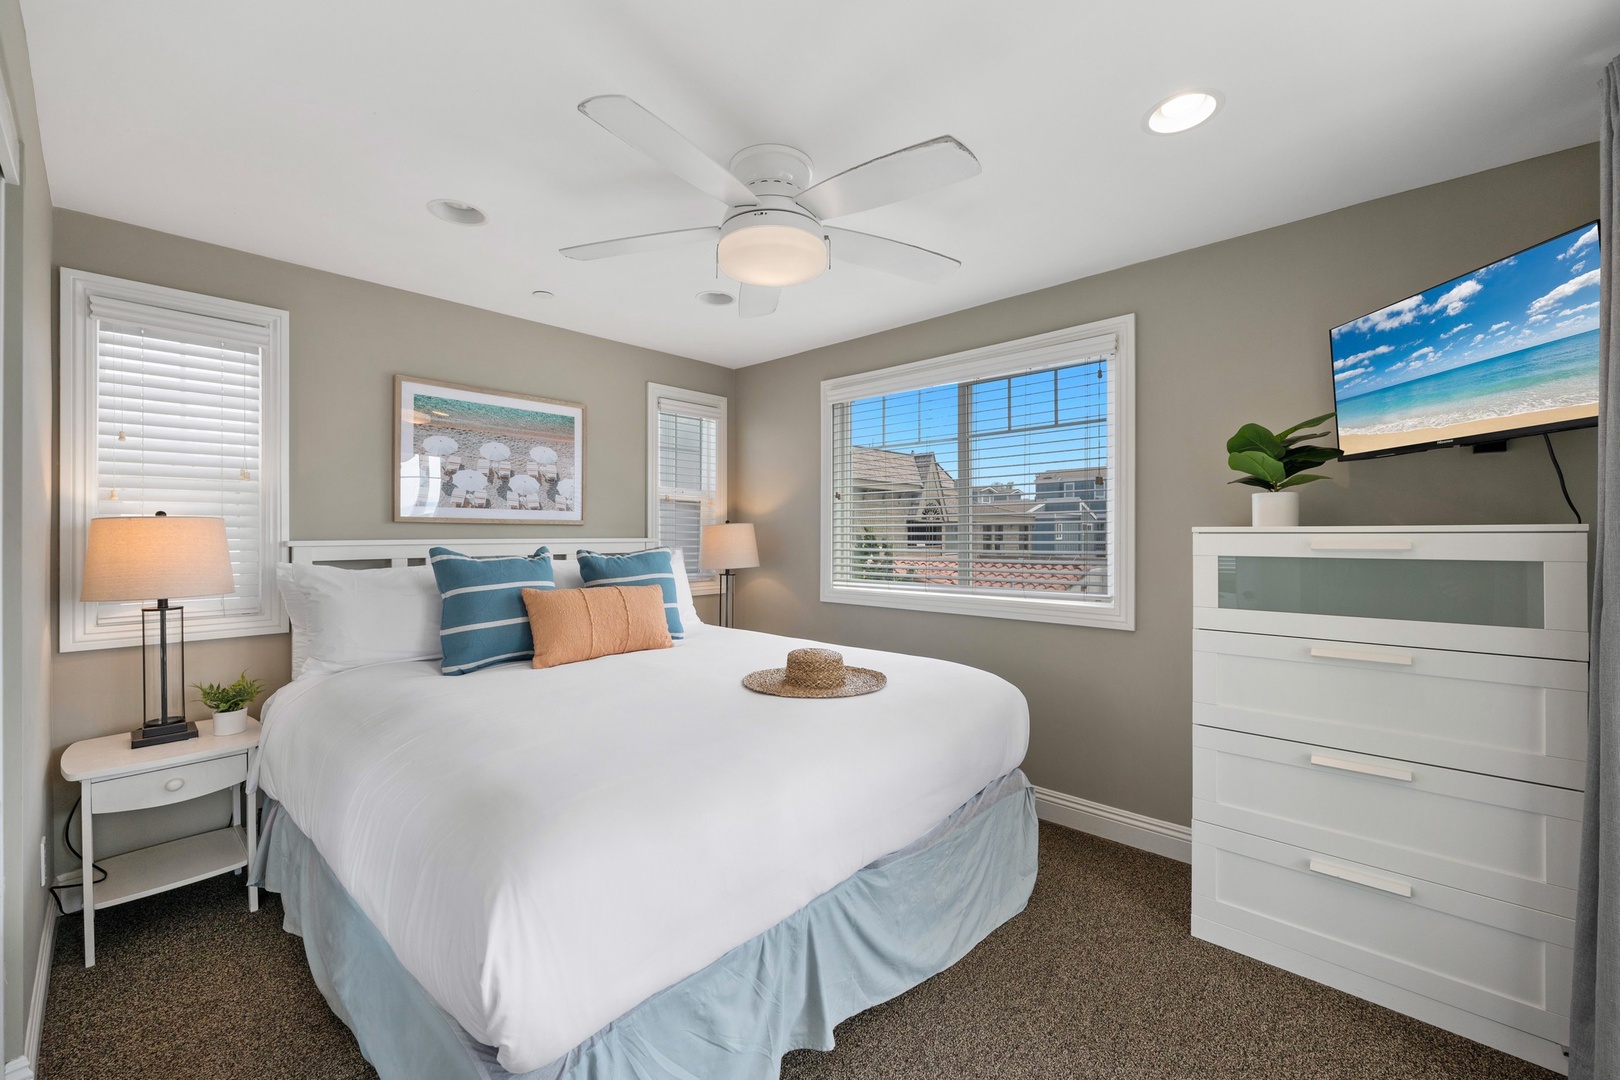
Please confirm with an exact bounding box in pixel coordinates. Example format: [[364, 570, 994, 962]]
[[5, 909, 58, 1080], [1034, 786, 1191, 863]]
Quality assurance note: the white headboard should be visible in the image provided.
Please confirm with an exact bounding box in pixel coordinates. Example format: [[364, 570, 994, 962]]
[[287, 537, 654, 567]]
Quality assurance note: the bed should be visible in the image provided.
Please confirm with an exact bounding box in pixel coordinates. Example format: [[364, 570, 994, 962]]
[[251, 538, 1038, 1080]]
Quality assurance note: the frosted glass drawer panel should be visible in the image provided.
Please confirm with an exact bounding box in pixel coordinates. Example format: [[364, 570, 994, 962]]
[[1217, 556, 1543, 627], [1192, 631, 1586, 787], [1193, 728, 1582, 915], [1193, 827, 1572, 1039]]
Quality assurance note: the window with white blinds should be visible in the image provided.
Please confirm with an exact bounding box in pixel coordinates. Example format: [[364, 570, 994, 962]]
[[60, 269, 289, 651], [821, 315, 1135, 630], [647, 384, 726, 592]]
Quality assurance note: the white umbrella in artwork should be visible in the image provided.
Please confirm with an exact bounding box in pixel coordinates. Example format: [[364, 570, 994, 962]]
[[555, 477, 578, 508], [529, 445, 558, 467], [452, 469, 487, 492], [508, 474, 541, 498], [481, 442, 512, 461], [422, 435, 458, 456]]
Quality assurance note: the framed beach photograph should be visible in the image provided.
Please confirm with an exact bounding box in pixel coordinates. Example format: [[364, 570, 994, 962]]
[[395, 375, 584, 523]]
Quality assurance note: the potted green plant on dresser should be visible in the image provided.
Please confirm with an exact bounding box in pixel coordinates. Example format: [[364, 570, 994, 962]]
[[1226, 412, 1343, 526], [192, 672, 266, 737]]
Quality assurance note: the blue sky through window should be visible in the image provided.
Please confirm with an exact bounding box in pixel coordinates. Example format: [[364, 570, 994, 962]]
[[847, 360, 1109, 489]]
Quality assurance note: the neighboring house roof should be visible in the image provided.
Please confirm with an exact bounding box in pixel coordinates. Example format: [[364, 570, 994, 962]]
[[973, 499, 1045, 517], [1035, 467, 1107, 484], [851, 446, 957, 496]]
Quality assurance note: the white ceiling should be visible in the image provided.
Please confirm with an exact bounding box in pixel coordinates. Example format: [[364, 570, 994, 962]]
[[20, 1, 1620, 368]]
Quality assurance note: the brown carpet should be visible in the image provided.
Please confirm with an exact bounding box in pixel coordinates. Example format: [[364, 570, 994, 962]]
[[38, 822, 1559, 1080]]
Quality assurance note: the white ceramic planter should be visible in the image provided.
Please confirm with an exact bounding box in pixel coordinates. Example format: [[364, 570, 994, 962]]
[[1251, 490, 1300, 528], [211, 708, 248, 737]]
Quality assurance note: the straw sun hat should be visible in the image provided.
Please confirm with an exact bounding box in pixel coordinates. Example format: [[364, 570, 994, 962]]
[[742, 648, 886, 699]]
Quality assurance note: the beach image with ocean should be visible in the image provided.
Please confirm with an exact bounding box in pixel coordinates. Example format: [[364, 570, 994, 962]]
[[1336, 329, 1598, 456]]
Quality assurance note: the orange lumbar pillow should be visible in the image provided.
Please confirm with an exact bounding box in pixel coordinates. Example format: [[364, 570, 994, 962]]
[[521, 584, 673, 668]]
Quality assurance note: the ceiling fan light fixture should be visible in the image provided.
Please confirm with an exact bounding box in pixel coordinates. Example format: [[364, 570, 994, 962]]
[[1145, 90, 1221, 134], [718, 210, 827, 288]]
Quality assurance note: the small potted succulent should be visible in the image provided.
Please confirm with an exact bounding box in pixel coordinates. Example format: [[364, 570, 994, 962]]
[[1227, 412, 1344, 527], [192, 672, 266, 737]]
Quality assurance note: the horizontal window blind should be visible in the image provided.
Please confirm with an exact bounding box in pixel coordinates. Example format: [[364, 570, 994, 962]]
[[656, 396, 720, 579], [91, 319, 266, 631], [830, 348, 1115, 602]]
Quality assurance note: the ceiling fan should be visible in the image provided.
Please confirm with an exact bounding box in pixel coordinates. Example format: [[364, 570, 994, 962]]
[[560, 95, 981, 318]]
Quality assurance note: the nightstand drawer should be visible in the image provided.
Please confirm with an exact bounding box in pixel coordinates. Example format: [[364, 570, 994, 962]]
[[91, 754, 247, 814]]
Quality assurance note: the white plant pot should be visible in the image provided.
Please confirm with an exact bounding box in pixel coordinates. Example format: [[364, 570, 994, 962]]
[[211, 709, 248, 737], [1251, 490, 1300, 528]]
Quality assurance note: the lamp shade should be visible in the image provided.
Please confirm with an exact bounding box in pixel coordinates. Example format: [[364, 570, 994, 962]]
[[81, 515, 235, 602], [700, 523, 759, 571]]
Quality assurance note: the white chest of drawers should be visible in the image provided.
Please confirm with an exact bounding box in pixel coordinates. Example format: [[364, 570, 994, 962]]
[[1191, 525, 1588, 1074]]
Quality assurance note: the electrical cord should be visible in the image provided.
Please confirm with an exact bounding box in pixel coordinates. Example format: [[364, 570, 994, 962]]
[[1544, 434, 1582, 525], [48, 796, 107, 917]]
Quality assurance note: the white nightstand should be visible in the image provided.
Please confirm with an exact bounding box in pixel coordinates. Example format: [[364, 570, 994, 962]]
[[59, 717, 261, 967]]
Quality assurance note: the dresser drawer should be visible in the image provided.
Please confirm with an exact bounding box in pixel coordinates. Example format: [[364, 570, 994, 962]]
[[1193, 824, 1571, 1043], [90, 753, 247, 815], [1194, 727, 1582, 916], [1193, 630, 1586, 787]]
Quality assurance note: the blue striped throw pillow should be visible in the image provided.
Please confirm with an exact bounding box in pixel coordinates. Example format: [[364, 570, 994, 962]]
[[430, 546, 555, 675], [576, 548, 685, 639]]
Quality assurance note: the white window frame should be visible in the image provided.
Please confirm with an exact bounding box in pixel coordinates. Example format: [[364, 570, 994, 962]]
[[59, 268, 290, 652], [647, 383, 726, 596], [820, 313, 1135, 630]]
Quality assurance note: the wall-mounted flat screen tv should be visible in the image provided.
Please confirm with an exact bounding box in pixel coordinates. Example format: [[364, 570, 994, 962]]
[[1329, 221, 1601, 460]]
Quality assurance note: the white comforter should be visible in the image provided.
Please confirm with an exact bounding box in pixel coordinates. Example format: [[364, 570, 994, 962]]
[[255, 625, 1028, 1074]]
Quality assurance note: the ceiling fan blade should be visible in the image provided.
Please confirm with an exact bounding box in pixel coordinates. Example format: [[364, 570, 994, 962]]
[[797, 136, 981, 221], [559, 226, 719, 261], [578, 95, 754, 207], [738, 284, 780, 318], [825, 227, 961, 284]]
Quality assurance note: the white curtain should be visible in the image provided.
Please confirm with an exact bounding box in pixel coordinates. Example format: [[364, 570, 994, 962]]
[[1571, 52, 1620, 1080]]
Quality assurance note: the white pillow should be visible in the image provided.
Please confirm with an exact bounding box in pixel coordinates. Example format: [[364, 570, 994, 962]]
[[550, 556, 584, 590], [550, 550, 702, 628], [276, 562, 442, 679], [669, 549, 704, 629]]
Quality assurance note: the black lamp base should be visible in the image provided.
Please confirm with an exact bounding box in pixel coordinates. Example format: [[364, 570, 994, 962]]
[[130, 719, 198, 749]]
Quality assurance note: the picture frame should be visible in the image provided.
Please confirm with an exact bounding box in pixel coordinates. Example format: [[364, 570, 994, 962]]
[[394, 375, 584, 523]]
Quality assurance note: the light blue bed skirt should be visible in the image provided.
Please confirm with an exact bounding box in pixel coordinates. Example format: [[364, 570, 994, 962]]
[[256, 769, 1038, 1080]]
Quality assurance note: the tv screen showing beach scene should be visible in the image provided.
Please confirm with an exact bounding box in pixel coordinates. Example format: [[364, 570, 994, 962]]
[[1330, 222, 1600, 459]]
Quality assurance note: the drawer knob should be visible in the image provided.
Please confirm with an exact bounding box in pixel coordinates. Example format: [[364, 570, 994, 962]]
[[164, 777, 185, 792]]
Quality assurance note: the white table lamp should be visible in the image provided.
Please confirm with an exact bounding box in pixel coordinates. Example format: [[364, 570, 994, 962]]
[[81, 513, 235, 747], [700, 522, 759, 628]]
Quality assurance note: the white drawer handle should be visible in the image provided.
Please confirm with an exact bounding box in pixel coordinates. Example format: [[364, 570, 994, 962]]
[[1308, 538, 1414, 552], [1308, 646, 1413, 667], [1308, 858, 1413, 897], [164, 777, 185, 792], [1309, 753, 1414, 782]]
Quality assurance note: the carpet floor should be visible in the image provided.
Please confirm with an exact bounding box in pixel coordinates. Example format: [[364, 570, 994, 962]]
[[37, 822, 1559, 1080]]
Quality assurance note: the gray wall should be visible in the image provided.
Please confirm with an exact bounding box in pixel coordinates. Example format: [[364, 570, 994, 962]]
[[51, 210, 735, 861], [733, 144, 1600, 830], [0, 0, 55, 1061]]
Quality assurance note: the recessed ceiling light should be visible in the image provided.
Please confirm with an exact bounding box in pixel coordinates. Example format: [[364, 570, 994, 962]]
[[696, 291, 735, 306], [531, 290, 555, 300], [427, 199, 487, 225], [1145, 90, 1221, 135]]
